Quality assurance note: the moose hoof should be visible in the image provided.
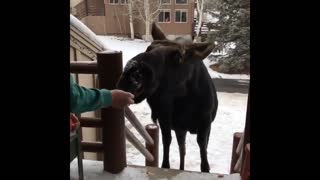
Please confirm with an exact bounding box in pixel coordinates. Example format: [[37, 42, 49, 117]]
[[161, 162, 170, 169], [201, 163, 210, 173]]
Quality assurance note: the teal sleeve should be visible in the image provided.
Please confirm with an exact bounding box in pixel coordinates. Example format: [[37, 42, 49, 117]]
[[70, 75, 112, 114]]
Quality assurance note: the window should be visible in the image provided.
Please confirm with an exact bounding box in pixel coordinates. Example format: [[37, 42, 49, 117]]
[[158, 10, 171, 23], [175, 10, 187, 23], [176, 0, 187, 4], [110, 0, 119, 4], [120, 0, 128, 4], [160, 0, 170, 4]]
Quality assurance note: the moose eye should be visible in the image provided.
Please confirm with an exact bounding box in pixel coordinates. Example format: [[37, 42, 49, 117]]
[[131, 70, 142, 82]]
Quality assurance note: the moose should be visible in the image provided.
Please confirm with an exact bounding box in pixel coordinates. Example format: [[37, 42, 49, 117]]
[[117, 23, 218, 172]]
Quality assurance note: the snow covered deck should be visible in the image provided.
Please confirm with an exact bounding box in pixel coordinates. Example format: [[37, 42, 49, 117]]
[[70, 159, 241, 180]]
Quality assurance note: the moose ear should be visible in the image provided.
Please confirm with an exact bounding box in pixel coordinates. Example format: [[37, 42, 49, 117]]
[[185, 43, 215, 61], [151, 22, 166, 40]]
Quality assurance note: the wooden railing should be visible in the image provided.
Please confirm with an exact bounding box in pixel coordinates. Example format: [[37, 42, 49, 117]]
[[70, 52, 159, 173]]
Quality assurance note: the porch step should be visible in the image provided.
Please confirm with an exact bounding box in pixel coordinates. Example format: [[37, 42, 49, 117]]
[[70, 159, 241, 180]]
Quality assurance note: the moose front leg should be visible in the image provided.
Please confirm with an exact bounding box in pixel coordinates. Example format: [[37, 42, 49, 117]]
[[159, 120, 172, 169], [197, 125, 211, 172], [175, 129, 187, 170]]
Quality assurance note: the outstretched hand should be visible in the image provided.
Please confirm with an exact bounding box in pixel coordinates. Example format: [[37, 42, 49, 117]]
[[111, 90, 135, 109]]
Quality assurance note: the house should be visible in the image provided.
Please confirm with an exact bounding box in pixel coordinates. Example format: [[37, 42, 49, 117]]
[[71, 0, 195, 40], [70, 14, 105, 160]]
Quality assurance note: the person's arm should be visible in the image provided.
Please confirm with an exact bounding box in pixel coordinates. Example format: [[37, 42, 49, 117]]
[[70, 75, 112, 114]]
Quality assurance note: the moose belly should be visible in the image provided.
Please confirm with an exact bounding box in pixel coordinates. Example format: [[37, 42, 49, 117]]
[[171, 101, 199, 134]]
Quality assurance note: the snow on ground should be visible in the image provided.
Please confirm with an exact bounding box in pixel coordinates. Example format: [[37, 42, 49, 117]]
[[124, 91, 248, 174], [203, 58, 250, 80], [96, 36, 249, 174], [70, 159, 241, 180]]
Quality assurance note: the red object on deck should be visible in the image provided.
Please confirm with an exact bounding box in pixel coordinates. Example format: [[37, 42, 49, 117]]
[[70, 113, 80, 131]]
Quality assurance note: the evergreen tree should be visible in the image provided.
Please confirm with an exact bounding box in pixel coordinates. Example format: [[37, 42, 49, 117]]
[[208, 0, 250, 74]]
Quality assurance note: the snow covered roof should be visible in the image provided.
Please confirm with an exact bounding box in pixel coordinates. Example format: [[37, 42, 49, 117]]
[[70, 14, 108, 50]]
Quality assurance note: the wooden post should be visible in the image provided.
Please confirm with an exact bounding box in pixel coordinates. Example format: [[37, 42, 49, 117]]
[[76, 128, 84, 180], [241, 144, 250, 180], [97, 50, 126, 173], [230, 132, 242, 173], [145, 124, 159, 167], [241, 89, 250, 173]]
